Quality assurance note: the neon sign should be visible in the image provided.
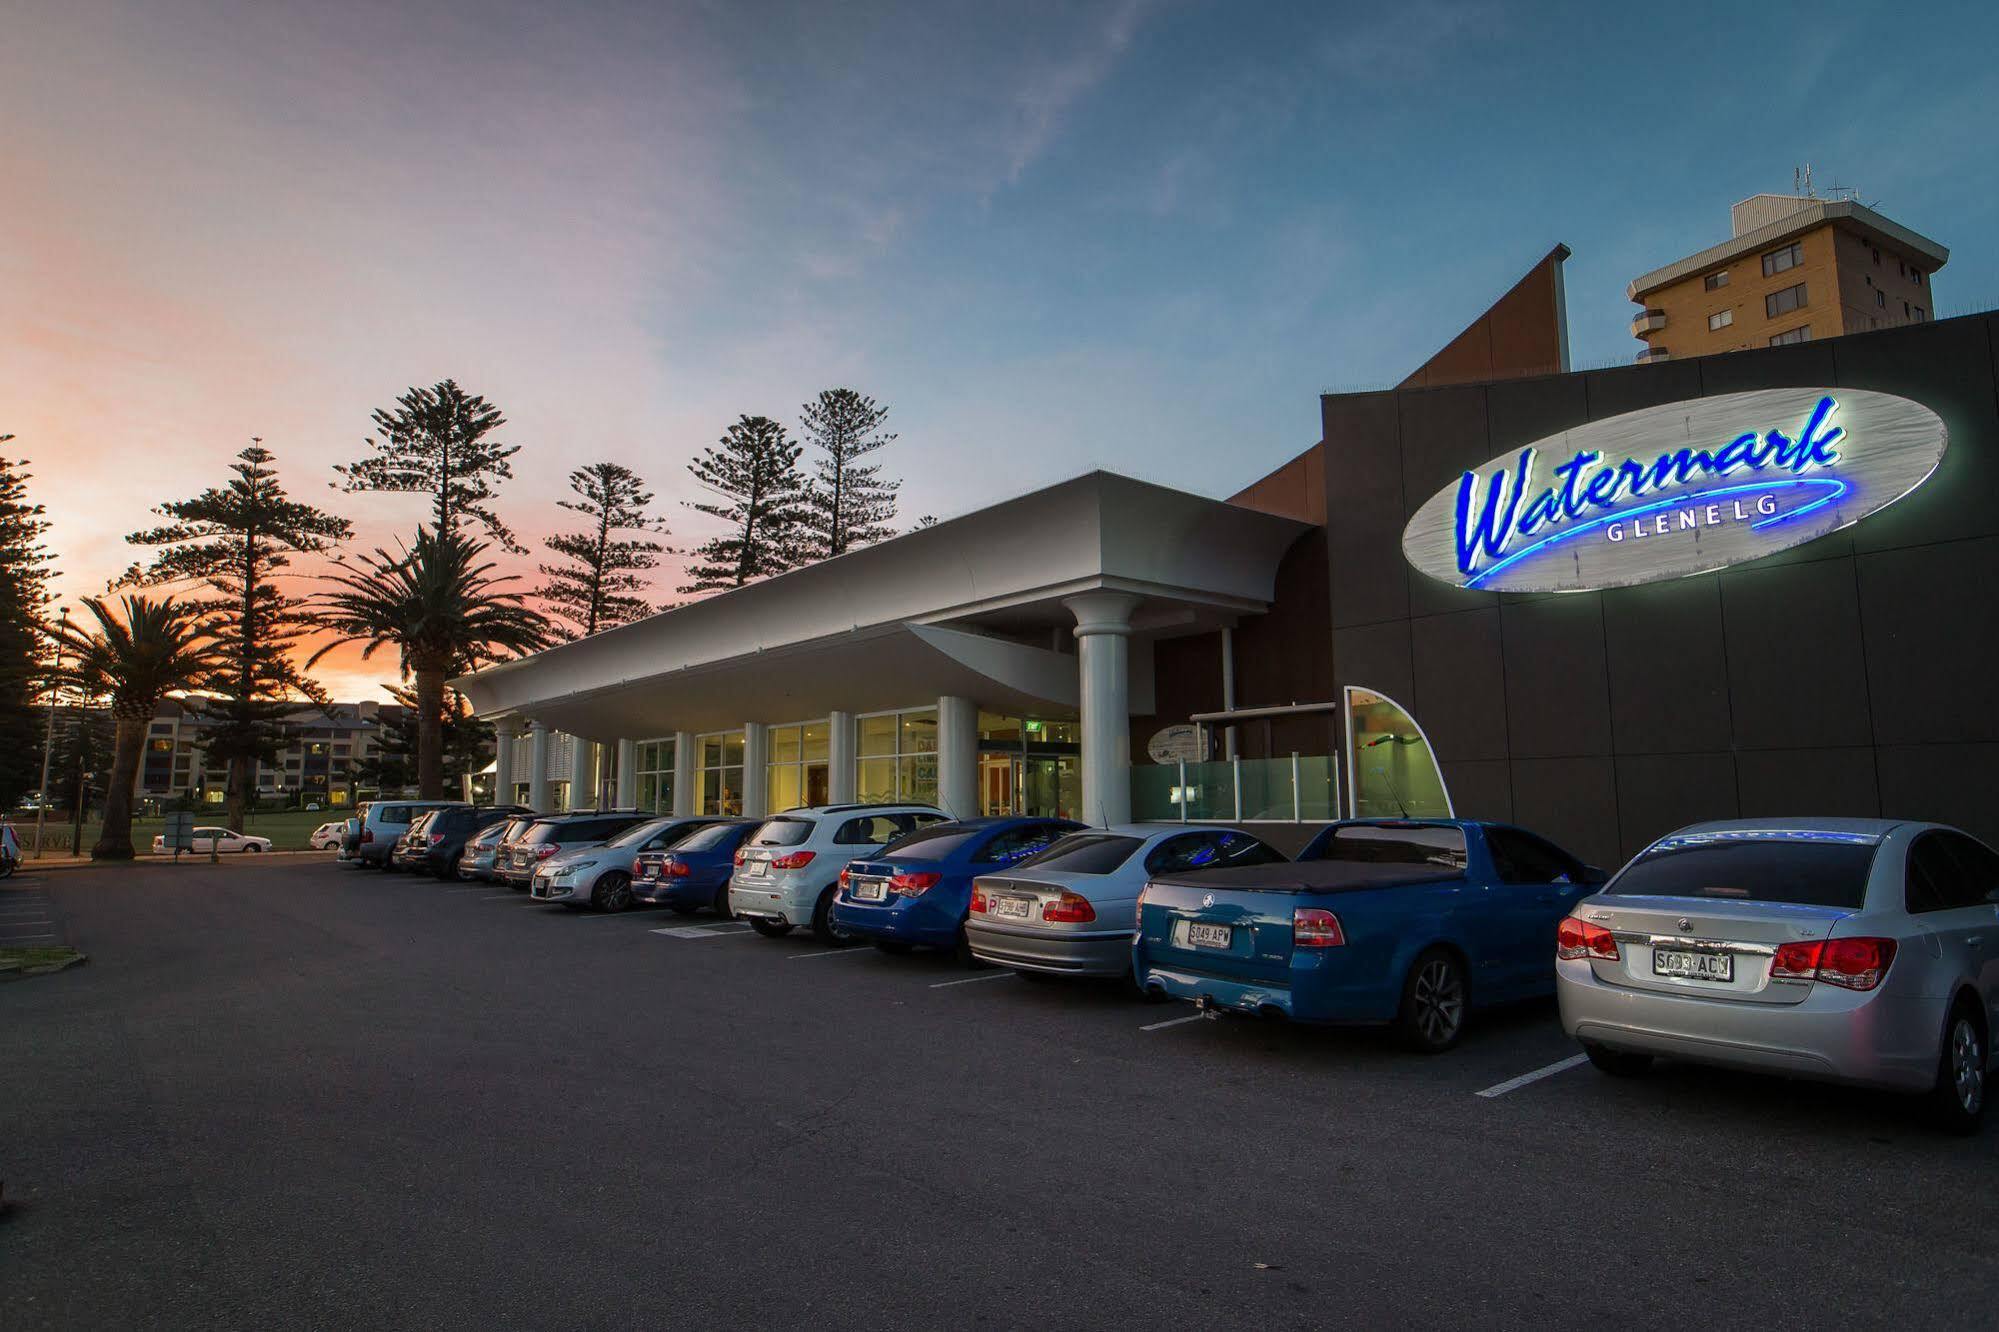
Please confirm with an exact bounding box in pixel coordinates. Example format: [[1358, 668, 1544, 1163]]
[[1400, 388, 1947, 594]]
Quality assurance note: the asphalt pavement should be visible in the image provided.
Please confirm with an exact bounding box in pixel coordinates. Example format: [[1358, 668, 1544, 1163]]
[[3, 859, 1995, 1329]]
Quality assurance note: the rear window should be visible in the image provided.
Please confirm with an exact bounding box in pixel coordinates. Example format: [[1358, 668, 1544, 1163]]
[[607, 819, 676, 848], [1606, 831, 1880, 909], [379, 806, 417, 826], [571, 817, 645, 840], [1308, 824, 1468, 870], [1015, 834, 1143, 876], [517, 823, 562, 846], [752, 818, 814, 847], [880, 826, 978, 862], [673, 822, 743, 853]]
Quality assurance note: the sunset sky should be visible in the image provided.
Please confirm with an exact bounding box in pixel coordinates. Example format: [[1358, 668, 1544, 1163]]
[[7, 0, 1999, 701]]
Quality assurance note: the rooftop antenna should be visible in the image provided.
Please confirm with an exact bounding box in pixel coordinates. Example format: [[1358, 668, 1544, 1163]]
[[1795, 163, 1815, 198]]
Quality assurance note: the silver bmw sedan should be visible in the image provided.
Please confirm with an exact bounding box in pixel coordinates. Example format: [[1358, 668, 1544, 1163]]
[[1556, 818, 1999, 1132]]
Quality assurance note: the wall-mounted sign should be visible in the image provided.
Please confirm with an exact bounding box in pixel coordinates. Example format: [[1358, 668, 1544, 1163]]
[[1146, 723, 1204, 764], [1401, 388, 1947, 594]]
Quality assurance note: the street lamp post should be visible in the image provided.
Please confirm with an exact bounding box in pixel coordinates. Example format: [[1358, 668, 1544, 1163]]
[[34, 605, 69, 860]]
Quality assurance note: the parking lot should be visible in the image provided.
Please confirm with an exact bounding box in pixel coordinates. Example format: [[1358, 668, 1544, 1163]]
[[5, 858, 1997, 1329]]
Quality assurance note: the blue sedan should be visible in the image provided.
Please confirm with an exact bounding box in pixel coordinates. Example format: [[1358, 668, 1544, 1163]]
[[1134, 820, 1608, 1051], [631, 819, 758, 915], [832, 816, 1085, 960]]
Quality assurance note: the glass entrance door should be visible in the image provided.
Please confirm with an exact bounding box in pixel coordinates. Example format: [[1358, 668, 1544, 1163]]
[[980, 753, 1081, 819]]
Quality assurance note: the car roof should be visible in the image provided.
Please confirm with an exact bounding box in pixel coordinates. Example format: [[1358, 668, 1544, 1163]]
[[775, 803, 946, 816], [1668, 817, 1916, 838]]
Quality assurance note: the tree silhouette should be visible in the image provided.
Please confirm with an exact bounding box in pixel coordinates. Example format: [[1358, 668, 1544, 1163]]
[[124, 440, 353, 832], [536, 462, 668, 638], [799, 389, 900, 558], [337, 379, 523, 551], [681, 415, 808, 593], [0, 444, 55, 808]]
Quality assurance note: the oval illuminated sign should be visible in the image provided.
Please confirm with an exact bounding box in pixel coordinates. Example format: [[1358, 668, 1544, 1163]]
[[1400, 387, 1946, 593]]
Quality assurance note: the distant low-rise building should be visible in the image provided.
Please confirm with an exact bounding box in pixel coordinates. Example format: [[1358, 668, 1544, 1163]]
[[1628, 194, 1948, 362], [138, 699, 411, 808]]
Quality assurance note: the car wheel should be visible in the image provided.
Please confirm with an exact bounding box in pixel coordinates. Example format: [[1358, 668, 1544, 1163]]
[[872, 940, 914, 956], [1581, 1042, 1653, 1077], [749, 918, 792, 938], [811, 887, 854, 946], [1929, 1005, 1987, 1135], [711, 883, 733, 919], [1395, 948, 1468, 1053], [592, 872, 635, 913], [246, 844, 263, 853]]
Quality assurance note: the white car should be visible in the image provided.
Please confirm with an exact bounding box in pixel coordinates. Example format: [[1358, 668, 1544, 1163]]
[[309, 821, 345, 850], [729, 803, 949, 944], [153, 826, 274, 855]]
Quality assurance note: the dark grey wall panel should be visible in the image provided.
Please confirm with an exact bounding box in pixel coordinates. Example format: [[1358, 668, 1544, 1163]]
[[1398, 386, 1497, 619], [1694, 339, 1838, 394], [1409, 608, 1509, 762], [1331, 620, 1414, 705], [1856, 537, 1999, 745], [1613, 753, 1739, 860], [1509, 756, 1620, 869], [1499, 596, 1612, 759], [1323, 392, 1409, 629], [1439, 758, 1512, 825], [1718, 559, 1872, 750], [1734, 748, 1879, 819], [1487, 372, 1588, 455], [1601, 576, 1732, 754], [1877, 743, 1999, 846], [1583, 358, 1704, 421]]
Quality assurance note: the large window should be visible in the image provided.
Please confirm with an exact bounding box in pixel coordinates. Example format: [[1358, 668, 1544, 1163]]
[[697, 730, 744, 816], [1765, 282, 1807, 318], [1706, 309, 1733, 331], [857, 708, 938, 806], [633, 738, 676, 813], [766, 720, 831, 811], [1761, 241, 1803, 277], [1768, 325, 1810, 346], [1702, 269, 1730, 291]]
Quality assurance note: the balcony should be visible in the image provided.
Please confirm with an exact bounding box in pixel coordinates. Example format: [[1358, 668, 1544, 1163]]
[[1635, 346, 1672, 364], [1132, 757, 1339, 823], [1630, 309, 1666, 336]]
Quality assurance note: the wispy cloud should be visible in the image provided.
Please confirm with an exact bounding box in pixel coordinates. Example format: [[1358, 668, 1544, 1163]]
[[1001, 0, 1155, 184]]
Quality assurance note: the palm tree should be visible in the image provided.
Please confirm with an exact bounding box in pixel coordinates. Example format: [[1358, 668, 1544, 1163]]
[[311, 528, 548, 799], [52, 595, 223, 860]]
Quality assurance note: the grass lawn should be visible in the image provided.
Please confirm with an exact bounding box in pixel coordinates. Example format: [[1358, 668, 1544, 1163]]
[[10, 807, 342, 854]]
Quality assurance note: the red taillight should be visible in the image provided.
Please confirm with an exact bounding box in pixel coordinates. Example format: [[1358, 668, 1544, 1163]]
[[1040, 891, 1096, 924], [1771, 937, 1897, 991], [1556, 916, 1620, 961], [666, 858, 691, 878], [970, 884, 989, 914], [429, 832, 445, 844], [771, 850, 817, 871], [1293, 908, 1345, 948], [733, 849, 746, 867], [536, 843, 559, 858], [1132, 886, 1148, 939], [890, 871, 941, 898]]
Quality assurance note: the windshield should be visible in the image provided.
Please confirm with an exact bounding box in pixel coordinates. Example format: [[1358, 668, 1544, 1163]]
[[751, 817, 814, 847], [880, 826, 978, 862], [672, 822, 741, 853], [607, 819, 675, 848], [1308, 824, 1468, 870], [1606, 831, 1879, 908], [1015, 833, 1142, 876]]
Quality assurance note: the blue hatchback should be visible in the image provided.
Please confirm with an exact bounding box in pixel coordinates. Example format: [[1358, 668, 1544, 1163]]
[[832, 816, 1085, 958], [631, 819, 758, 914]]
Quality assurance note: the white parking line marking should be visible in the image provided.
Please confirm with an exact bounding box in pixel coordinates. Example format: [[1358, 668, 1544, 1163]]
[[929, 972, 1012, 989], [1141, 1012, 1211, 1032], [650, 924, 753, 939], [1475, 1054, 1589, 1099], [477, 894, 519, 901], [579, 908, 669, 919], [790, 947, 871, 960]]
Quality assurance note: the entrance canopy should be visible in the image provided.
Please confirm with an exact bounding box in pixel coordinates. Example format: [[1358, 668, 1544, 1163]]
[[455, 470, 1309, 742]]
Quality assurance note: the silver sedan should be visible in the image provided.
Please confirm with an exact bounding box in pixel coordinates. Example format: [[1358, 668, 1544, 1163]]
[[965, 824, 1284, 979], [1556, 818, 1999, 1132]]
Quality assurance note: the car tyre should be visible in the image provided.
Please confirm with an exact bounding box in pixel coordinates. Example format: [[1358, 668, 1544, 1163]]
[[711, 883, 733, 919], [1581, 1042, 1653, 1077], [1395, 948, 1468, 1053], [592, 872, 635, 913], [246, 843, 263, 853], [1928, 1004, 1987, 1135], [811, 887, 854, 946], [749, 918, 792, 938]]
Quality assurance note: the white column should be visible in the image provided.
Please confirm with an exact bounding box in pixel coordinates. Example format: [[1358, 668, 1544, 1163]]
[[1064, 591, 1141, 827], [568, 735, 596, 809], [615, 738, 637, 809], [672, 731, 696, 816], [493, 717, 518, 805], [827, 710, 856, 804], [936, 695, 978, 820], [741, 722, 769, 818], [527, 722, 552, 811]]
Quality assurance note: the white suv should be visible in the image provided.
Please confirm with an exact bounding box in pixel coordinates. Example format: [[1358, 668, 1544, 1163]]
[[729, 803, 949, 944]]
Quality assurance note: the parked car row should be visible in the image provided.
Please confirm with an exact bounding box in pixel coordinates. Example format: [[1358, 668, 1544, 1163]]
[[343, 797, 1999, 1132]]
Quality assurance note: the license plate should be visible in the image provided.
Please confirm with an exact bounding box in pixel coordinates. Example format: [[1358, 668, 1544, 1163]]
[[1189, 922, 1232, 949], [992, 896, 1032, 920], [639, 864, 658, 880], [1653, 948, 1732, 982], [852, 879, 887, 902]]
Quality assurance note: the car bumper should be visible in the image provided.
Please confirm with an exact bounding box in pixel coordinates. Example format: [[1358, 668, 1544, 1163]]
[[728, 878, 815, 925], [530, 875, 589, 903], [831, 895, 959, 948], [964, 920, 1130, 977], [632, 876, 714, 907], [1555, 958, 1942, 1092]]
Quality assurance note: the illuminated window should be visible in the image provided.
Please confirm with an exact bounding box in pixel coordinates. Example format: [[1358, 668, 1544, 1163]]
[[856, 708, 938, 806], [632, 738, 676, 813], [1761, 241, 1803, 277], [765, 721, 831, 812], [696, 731, 743, 816]]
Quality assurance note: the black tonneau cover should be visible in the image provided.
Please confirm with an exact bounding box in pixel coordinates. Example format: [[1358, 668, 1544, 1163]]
[[1149, 859, 1462, 896]]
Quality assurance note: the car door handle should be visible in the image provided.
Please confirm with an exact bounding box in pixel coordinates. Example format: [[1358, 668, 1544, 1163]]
[[1969, 937, 1984, 948]]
